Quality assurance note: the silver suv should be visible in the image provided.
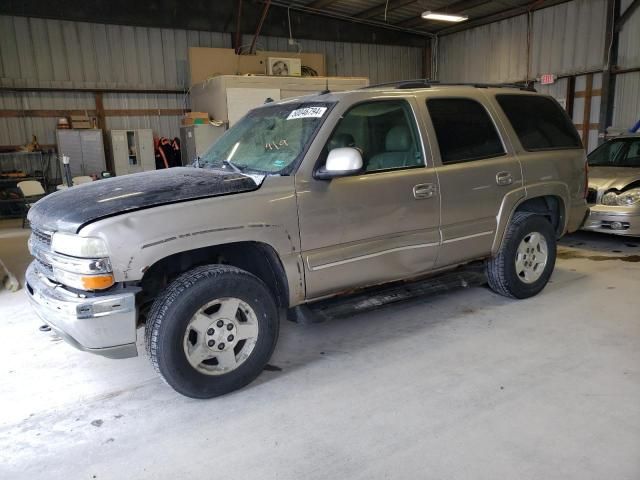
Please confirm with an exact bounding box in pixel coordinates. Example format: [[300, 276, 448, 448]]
[[26, 82, 588, 398]]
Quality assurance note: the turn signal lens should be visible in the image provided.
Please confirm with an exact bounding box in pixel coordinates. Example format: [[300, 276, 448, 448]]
[[81, 274, 115, 290]]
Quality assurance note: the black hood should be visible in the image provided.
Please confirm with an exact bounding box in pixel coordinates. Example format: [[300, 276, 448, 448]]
[[28, 167, 260, 233]]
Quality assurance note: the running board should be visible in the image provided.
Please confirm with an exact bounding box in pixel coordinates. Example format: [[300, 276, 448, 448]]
[[288, 266, 487, 324]]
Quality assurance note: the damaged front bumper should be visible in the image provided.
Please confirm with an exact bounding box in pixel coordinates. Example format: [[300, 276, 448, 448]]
[[582, 205, 640, 236], [25, 262, 138, 359]]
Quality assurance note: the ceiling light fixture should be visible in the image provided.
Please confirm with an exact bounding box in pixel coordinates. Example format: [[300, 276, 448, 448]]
[[421, 11, 469, 22]]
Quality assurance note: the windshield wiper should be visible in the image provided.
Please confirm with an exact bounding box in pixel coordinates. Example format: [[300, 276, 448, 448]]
[[221, 159, 244, 173]]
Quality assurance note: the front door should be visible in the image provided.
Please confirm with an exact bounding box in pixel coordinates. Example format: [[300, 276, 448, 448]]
[[296, 98, 441, 299]]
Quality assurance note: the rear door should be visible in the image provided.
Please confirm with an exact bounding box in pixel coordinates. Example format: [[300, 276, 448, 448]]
[[421, 93, 524, 267]]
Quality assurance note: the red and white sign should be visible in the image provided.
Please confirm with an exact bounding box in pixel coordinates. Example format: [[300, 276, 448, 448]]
[[540, 74, 555, 85]]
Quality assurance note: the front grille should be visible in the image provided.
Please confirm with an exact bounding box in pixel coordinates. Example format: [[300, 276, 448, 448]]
[[30, 226, 55, 281], [31, 227, 53, 248], [586, 188, 598, 204], [35, 258, 54, 277]]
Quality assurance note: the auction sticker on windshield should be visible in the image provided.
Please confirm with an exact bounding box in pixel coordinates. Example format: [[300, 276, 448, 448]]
[[287, 107, 327, 120]]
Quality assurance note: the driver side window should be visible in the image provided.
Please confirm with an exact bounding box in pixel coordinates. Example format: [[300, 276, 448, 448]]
[[326, 100, 424, 173]]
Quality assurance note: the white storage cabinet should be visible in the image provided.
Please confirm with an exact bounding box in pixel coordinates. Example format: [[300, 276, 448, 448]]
[[190, 75, 369, 127], [110, 129, 155, 176]]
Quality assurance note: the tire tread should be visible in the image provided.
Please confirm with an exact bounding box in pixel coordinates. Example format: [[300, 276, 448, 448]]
[[144, 264, 266, 390], [486, 211, 537, 298]]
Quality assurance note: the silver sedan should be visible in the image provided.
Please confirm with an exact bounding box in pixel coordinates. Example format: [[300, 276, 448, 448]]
[[583, 134, 640, 236]]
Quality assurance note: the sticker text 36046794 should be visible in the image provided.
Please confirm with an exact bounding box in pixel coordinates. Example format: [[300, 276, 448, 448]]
[[286, 107, 327, 120]]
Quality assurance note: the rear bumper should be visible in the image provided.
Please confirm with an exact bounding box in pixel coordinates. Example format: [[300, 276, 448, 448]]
[[582, 206, 640, 236], [25, 262, 138, 359], [566, 201, 590, 233]]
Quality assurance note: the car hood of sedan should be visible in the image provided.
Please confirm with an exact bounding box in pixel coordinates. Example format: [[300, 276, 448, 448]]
[[589, 166, 640, 192]]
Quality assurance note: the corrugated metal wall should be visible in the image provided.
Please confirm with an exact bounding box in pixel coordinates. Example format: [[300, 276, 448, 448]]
[[437, 15, 529, 83], [438, 0, 640, 140], [244, 34, 423, 84], [0, 16, 231, 90], [612, 0, 640, 129], [438, 0, 609, 83], [618, 0, 640, 68], [0, 14, 423, 151], [613, 72, 640, 129], [530, 0, 608, 79]]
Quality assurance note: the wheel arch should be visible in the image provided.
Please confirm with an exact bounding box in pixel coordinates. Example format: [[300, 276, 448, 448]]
[[138, 241, 290, 322], [493, 187, 568, 255]]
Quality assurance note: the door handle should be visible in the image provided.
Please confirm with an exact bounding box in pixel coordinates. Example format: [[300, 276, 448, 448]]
[[496, 171, 513, 186], [413, 183, 436, 199]]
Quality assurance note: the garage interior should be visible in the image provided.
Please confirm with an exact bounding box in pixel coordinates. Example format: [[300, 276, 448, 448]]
[[0, 0, 639, 478]]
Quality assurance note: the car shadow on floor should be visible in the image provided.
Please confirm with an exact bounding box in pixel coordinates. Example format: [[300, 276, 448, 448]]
[[254, 279, 517, 387], [560, 230, 640, 254]]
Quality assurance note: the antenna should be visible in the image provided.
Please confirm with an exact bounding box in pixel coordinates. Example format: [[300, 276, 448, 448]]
[[320, 77, 330, 95]]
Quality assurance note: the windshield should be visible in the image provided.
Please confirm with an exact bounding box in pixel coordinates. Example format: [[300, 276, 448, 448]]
[[588, 138, 640, 167], [198, 101, 334, 174]]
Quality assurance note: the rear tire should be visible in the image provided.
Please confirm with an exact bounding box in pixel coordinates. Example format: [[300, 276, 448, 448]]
[[486, 212, 557, 299], [145, 265, 279, 399]]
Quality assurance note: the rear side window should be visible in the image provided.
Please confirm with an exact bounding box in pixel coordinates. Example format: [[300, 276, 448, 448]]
[[427, 98, 505, 164], [496, 94, 582, 151]]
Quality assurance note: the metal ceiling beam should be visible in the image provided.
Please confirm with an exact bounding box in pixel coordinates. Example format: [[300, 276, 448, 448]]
[[355, 0, 417, 20], [265, 0, 435, 38], [0, 0, 430, 46], [615, 0, 639, 32], [395, 0, 491, 28], [435, 0, 574, 35], [307, 0, 342, 8]]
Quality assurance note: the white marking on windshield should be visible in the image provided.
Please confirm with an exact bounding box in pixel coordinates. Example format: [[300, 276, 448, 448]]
[[227, 142, 240, 162]]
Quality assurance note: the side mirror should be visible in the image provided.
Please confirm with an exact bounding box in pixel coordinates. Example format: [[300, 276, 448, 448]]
[[315, 147, 363, 180]]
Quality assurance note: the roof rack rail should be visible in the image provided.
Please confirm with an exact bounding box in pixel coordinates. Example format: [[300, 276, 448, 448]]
[[362, 79, 536, 92]]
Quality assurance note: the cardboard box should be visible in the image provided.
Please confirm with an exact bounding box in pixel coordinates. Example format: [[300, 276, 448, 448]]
[[184, 112, 209, 120], [72, 121, 92, 129], [182, 111, 209, 126], [188, 47, 326, 86], [182, 118, 209, 126]]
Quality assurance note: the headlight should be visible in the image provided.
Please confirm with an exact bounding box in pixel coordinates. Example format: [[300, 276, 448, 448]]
[[601, 189, 640, 206], [616, 188, 640, 206], [48, 233, 114, 290], [51, 232, 109, 258]]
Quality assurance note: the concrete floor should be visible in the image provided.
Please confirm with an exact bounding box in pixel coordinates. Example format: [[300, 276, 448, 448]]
[[0, 228, 638, 480]]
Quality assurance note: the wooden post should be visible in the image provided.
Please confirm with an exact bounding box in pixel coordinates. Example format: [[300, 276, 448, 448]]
[[565, 75, 575, 119], [94, 92, 113, 173], [598, 0, 620, 146], [422, 39, 432, 80], [582, 73, 593, 151]]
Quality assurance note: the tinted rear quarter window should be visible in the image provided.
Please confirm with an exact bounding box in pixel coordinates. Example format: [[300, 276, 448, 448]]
[[426, 98, 505, 164], [496, 94, 582, 151]]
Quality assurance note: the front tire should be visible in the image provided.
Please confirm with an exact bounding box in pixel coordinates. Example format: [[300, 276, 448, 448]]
[[486, 212, 557, 299], [145, 265, 279, 398]]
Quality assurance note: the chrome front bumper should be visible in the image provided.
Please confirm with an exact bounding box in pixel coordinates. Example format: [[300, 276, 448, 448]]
[[582, 206, 640, 236], [25, 262, 138, 359]]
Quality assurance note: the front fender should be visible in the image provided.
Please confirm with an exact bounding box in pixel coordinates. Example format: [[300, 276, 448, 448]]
[[79, 177, 305, 305]]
